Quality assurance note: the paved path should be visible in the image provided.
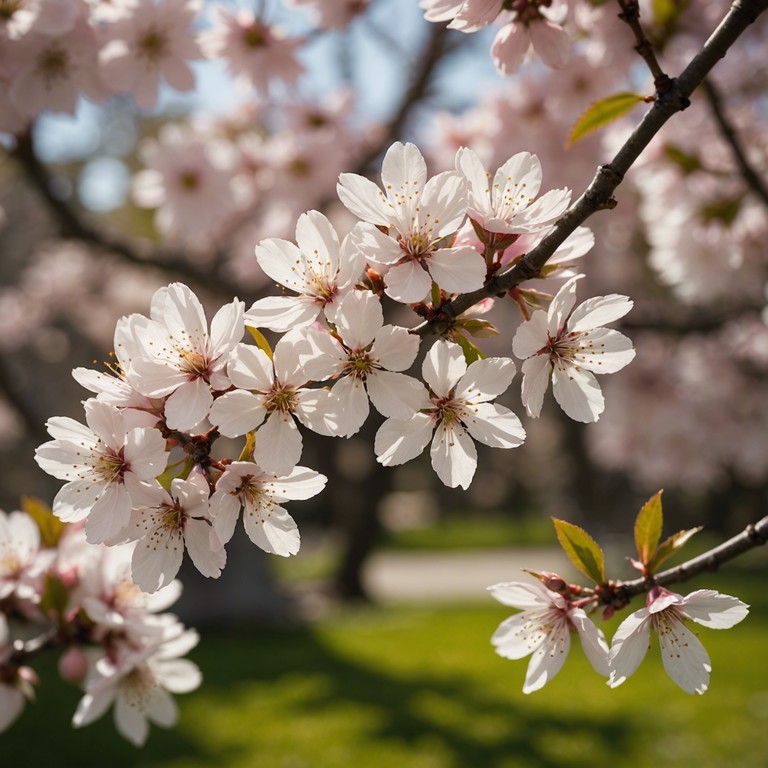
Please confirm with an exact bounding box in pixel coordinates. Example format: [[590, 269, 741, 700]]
[[364, 547, 570, 602]]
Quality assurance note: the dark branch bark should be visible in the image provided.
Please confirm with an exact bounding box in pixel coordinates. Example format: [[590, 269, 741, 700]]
[[616, 0, 671, 91], [412, 0, 768, 338], [701, 77, 768, 207]]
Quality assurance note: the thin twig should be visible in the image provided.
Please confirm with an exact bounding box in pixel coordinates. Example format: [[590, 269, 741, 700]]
[[701, 77, 768, 208], [411, 0, 768, 338], [616, 0, 671, 91]]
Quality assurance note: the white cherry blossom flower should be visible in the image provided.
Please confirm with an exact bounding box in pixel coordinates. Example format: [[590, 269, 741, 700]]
[[127, 471, 225, 594], [489, 580, 610, 694], [209, 332, 341, 476], [300, 290, 424, 436], [374, 340, 525, 489], [116, 283, 245, 432], [0, 614, 26, 733], [35, 399, 168, 545], [209, 461, 327, 556], [609, 587, 749, 695], [245, 210, 364, 332], [512, 275, 635, 423], [456, 148, 571, 237], [0, 510, 54, 603], [338, 141, 485, 303], [73, 628, 201, 746]]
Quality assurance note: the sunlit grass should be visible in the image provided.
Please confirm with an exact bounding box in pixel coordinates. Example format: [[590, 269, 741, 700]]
[[3, 570, 766, 768]]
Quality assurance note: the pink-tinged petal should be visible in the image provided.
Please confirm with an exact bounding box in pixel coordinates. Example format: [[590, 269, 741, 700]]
[[52, 481, 102, 523], [510, 187, 571, 233], [132, 529, 184, 594], [335, 290, 383, 350], [330, 376, 370, 437], [155, 659, 202, 694], [456, 357, 516, 402], [274, 330, 312, 387], [488, 581, 560, 610], [337, 233, 366, 289], [367, 371, 431, 419], [375, 413, 434, 467], [34, 443, 89, 481], [529, 19, 570, 69], [491, 21, 530, 75], [268, 465, 327, 501], [253, 412, 302, 476], [492, 151, 542, 215], [163, 378, 213, 432], [572, 328, 636, 374], [448, 0, 501, 31], [295, 210, 340, 276], [299, 329, 346, 381], [157, 283, 208, 343], [84, 400, 125, 449], [463, 402, 525, 449], [144, 687, 178, 727], [384, 261, 431, 304], [547, 275, 583, 336], [370, 325, 420, 372], [227, 343, 274, 392], [210, 300, 245, 355], [295, 388, 342, 437], [72, 690, 113, 730], [422, 340, 466, 398], [552, 364, 604, 422], [245, 295, 321, 333], [124, 428, 168, 481], [86, 484, 132, 544], [209, 390, 266, 438], [567, 294, 634, 333], [456, 147, 493, 222], [0, 684, 25, 732], [115, 695, 149, 746], [243, 500, 300, 556], [430, 422, 477, 489], [656, 613, 711, 694], [43, 415, 97, 445], [491, 611, 550, 660], [337, 173, 392, 227], [520, 354, 551, 418], [680, 590, 750, 629], [512, 311, 548, 360], [427, 246, 486, 294], [549, 226, 594, 265], [418, 170, 468, 237], [522, 620, 571, 693], [349, 221, 402, 266], [608, 609, 652, 688], [185, 518, 225, 579], [254, 238, 307, 292], [160, 56, 196, 93], [570, 608, 610, 677], [381, 141, 427, 200], [208, 489, 241, 545]]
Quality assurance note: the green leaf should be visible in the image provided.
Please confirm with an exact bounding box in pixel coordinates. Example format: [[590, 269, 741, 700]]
[[453, 333, 485, 365], [22, 496, 65, 548], [663, 143, 702, 175], [551, 518, 606, 584], [40, 572, 69, 617], [247, 326, 274, 360], [634, 490, 664, 565], [652, 0, 690, 27], [567, 92, 646, 147], [456, 318, 499, 339], [431, 281, 441, 308], [651, 526, 703, 571]]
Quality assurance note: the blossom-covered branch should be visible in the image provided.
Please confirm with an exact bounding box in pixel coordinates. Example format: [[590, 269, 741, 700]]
[[412, 0, 768, 337]]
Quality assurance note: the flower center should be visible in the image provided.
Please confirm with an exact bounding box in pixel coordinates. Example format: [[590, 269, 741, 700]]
[[94, 448, 128, 484], [121, 665, 158, 712], [37, 46, 70, 84], [344, 351, 374, 380], [138, 27, 169, 62], [264, 384, 298, 414], [0, 0, 23, 21]]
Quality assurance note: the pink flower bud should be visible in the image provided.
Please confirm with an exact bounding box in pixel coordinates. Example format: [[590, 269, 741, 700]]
[[58, 646, 88, 683]]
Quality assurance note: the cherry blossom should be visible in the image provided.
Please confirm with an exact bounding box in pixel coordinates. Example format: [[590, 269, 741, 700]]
[[127, 471, 225, 594], [34, 399, 168, 545], [73, 627, 201, 746], [490, 10, 571, 74], [512, 275, 635, 422], [284, 0, 370, 29], [338, 142, 486, 303], [608, 587, 750, 694], [245, 210, 364, 332], [115, 283, 245, 432], [489, 580, 610, 693], [209, 461, 327, 556], [300, 290, 424, 436], [0, 614, 26, 732], [375, 340, 525, 489], [0, 510, 53, 603], [456, 148, 571, 238]]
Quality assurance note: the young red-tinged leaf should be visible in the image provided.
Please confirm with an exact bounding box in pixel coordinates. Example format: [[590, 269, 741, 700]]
[[552, 518, 606, 585], [454, 332, 485, 364], [634, 489, 664, 565], [651, 526, 703, 571], [21, 496, 65, 548], [457, 318, 499, 339], [247, 326, 274, 360], [567, 92, 646, 147]]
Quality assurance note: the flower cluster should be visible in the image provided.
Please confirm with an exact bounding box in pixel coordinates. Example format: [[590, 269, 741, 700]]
[[0, 507, 200, 745]]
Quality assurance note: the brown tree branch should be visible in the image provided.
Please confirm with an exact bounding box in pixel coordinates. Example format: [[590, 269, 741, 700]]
[[412, 0, 768, 338], [701, 77, 768, 208], [616, 0, 671, 91]]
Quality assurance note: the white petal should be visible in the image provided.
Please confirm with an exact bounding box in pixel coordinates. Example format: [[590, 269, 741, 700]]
[[185, 519, 225, 579], [568, 294, 634, 332], [509, 187, 571, 233], [245, 295, 321, 333], [209, 390, 266, 438], [349, 220, 403, 266], [491, 611, 549, 660], [512, 311, 548, 360], [156, 659, 202, 694], [456, 147, 493, 222], [418, 170, 468, 237], [243, 500, 300, 556], [384, 261, 431, 304], [226, 343, 274, 392], [268, 465, 327, 502], [570, 608, 610, 677], [529, 19, 571, 69], [370, 325, 420, 372], [254, 238, 306, 291], [367, 371, 431, 419], [375, 413, 434, 467], [336, 173, 391, 226], [547, 275, 582, 336], [253, 411, 302, 476], [295, 388, 343, 437], [657, 613, 711, 694], [456, 357, 516, 402], [522, 619, 570, 693], [73, 690, 113, 729], [552, 363, 604, 422], [608, 609, 652, 688], [571, 328, 636, 374], [463, 402, 525, 449], [422, 340, 466, 398], [681, 590, 750, 629], [115, 695, 149, 746], [164, 379, 213, 432], [430, 422, 477, 489], [132, 529, 184, 594], [520, 354, 552, 418], [330, 376, 370, 437], [335, 290, 383, 350], [427, 247, 486, 294], [210, 300, 245, 356], [488, 581, 556, 610], [295, 210, 340, 278]]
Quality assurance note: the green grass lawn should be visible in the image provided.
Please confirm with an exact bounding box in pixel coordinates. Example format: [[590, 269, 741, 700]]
[[3, 569, 767, 768]]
